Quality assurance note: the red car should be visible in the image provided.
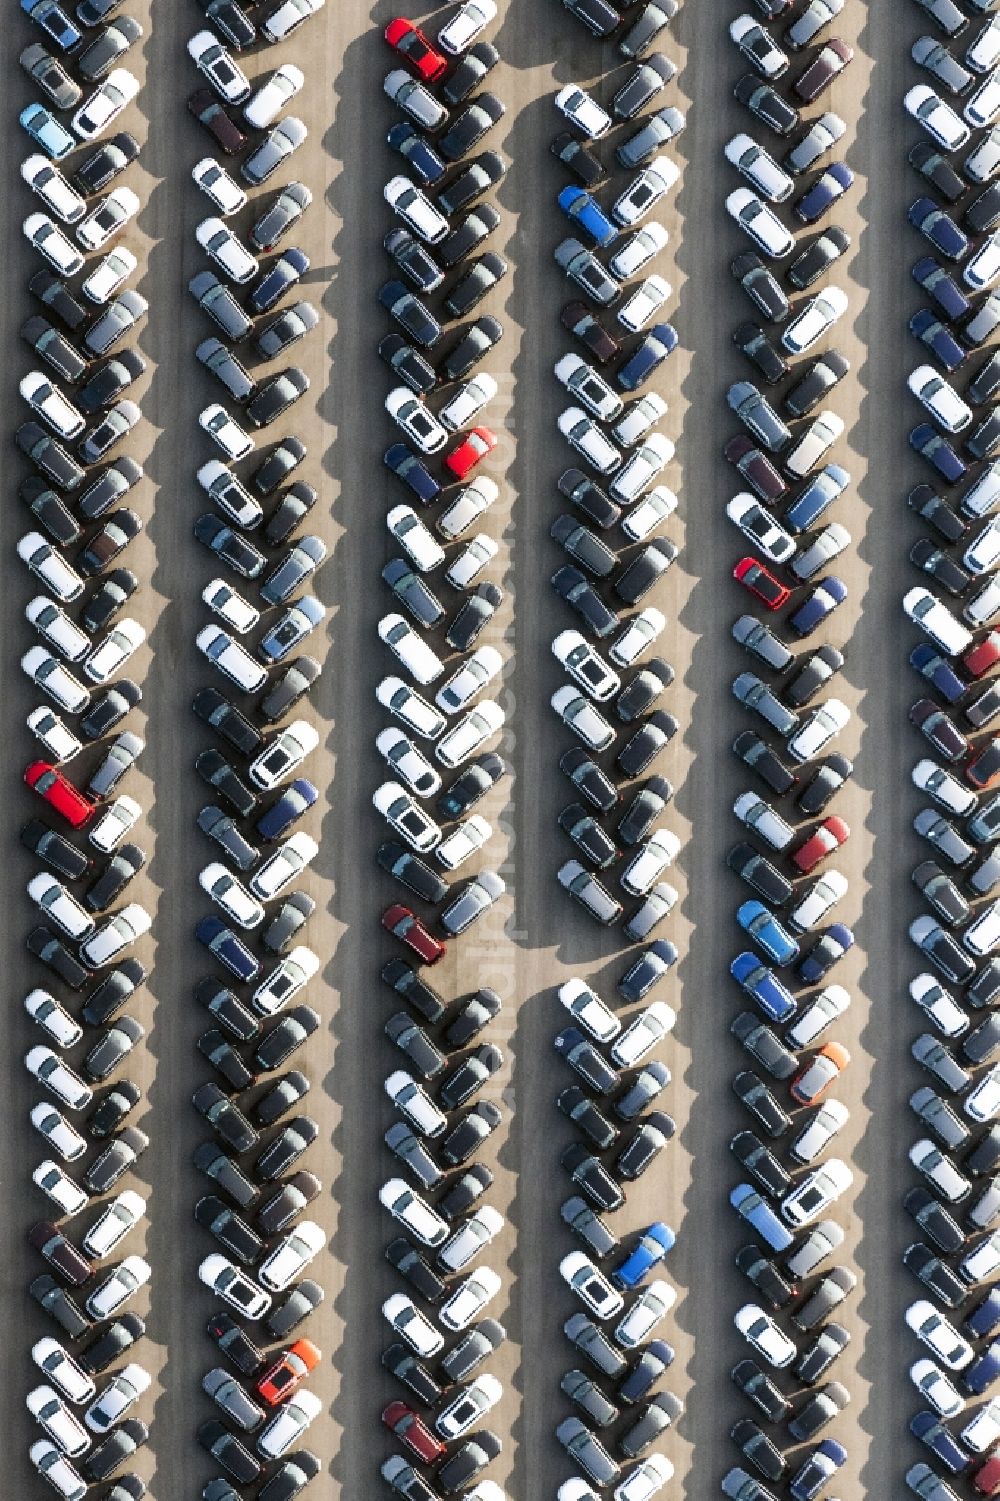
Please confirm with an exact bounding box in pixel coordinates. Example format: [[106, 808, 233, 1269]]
[[975, 1456, 1000, 1497], [25, 761, 94, 828], [384, 17, 448, 81], [382, 1401, 446, 1463], [964, 632, 1000, 679], [733, 557, 791, 611], [792, 815, 850, 874], [969, 737, 1000, 790], [382, 904, 447, 964], [445, 426, 497, 480], [256, 1339, 321, 1406]]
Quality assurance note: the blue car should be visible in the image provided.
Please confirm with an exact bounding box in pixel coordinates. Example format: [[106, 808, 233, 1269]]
[[789, 576, 847, 638], [793, 162, 854, 225], [730, 951, 797, 1023], [22, 0, 83, 51], [908, 197, 970, 262], [909, 308, 966, 373], [616, 322, 678, 392], [909, 1411, 969, 1475], [729, 1183, 793, 1252], [611, 1222, 675, 1290], [965, 1336, 1000, 1395], [387, 122, 446, 185], [910, 423, 968, 484], [255, 778, 318, 842], [383, 443, 441, 504], [195, 916, 262, 983], [909, 643, 966, 704], [789, 1439, 848, 1501], [912, 256, 971, 322], [783, 464, 849, 533], [967, 1289, 1000, 1339], [557, 186, 618, 247], [20, 102, 76, 161], [797, 924, 854, 984], [735, 904, 800, 966]]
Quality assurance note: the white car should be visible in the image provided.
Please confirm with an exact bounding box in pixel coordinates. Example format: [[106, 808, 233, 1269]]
[[197, 625, 269, 693], [609, 222, 668, 280], [437, 476, 498, 539], [726, 494, 795, 564], [18, 533, 84, 602], [376, 727, 442, 797], [378, 613, 445, 685], [558, 406, 622, 473], [250, 832, 319, 901], [83, 620, 145, 685], [733, 791, 794, 849], [24, 212, 84, 275], [436, 700, 505, 768], [385, 1070, 447, 1137], [439, 1267, 503, 1330], [32, 1339, 96, 1406], [203, 578, 259, 636], [552, 631, 621, 702], [83, 1362, 150, 1434], [26, 990, 83, 1050], [560, 1251, 625, 1319], [725, 188, 794, 258], [81, 248, 138, 304], [781, 1158, 853, 1227], [187, 30, 251, 103], [26, 597, 90, 660], [621, 830, 681, 896], [439, 0, 497, 54], [251, 946, 319, 1016], [555, 84, 612, 140], [730, 13, 788, 77], [611, 157, 680, 228], [257, 1391, 322, 1459], [614, 1455, 674, 1501], [383, 1292, 444, 1357], [964, 517, 1000, 575], [196, 216, 259, 284], [910, 1138, 972, 1203], [611, 1002, 676, 1065], [21, 156, 86, 223], [199, 1254, 271, 1319], [85, 1255, 151, 1320], [258, 1220, 326, 1291], [262, 0, 325, 41], [964, 574, 1000, 628], [622, 487, 676, 542], [435, 815, 492, 871], [248, 721, 319, 790], [435, 1375, 503, 1440], [72, 70, 140, 141], [789, 1098, 850, 1163], [910, 974, 968, 1037], [438, 1205, 504, 1273], [26, 1045, 92, 1110], [192, 157, 247, 215], [82, 1189, 146, 1261], [551, 685, 615, 751], [786, 982, 850, 1048], [244, 63, 305, 128], [373, 781, 442, 851], [558, 978, 621, 1043], [21, 373, 85, 442], [555, 355, 623, 423], [908, 365, 973, 432], [960, 1228, 1000, 1282], [27, 877, 95, 943], [965, 229, 1000, 291], [380, 1177, 448, 1246], [27, 1386, 90, 1457], [966, 1063, 1000, 1123], [968, 16, 1000, 73], [385, 387, 448, 453], [199, 864, 265, 928], [967, 71, 1000, 128], [377, 676, 446, 740], [22, 648, 90, 714], [906, 83, 971, 149], [904, 586, 974, 656], [199, 404, 255, 460], [388, 505, 446, 572], [734, 1303, 797, 1367], [963, 1396, 1000, 1452], [610, 433, 675, 504], [31, 1106, 86, 1162], [610, 608, 666, 668], [786, 698, 851, 763], [911, 1358, 965, 1418], [724, 133, 794, 201], [440, 374, 498, 432], [613, 394, 669, 449], [197, 460, 263, 528], [617, 274, 672, 333], [75, 185, 140, 251], [966, 125, 1000, 183], [615, 1280, 676, 1347], [906, 1301, 974, 1369], [781, 287, 849, 354], [29, 1439, 86, 1501], [28, 707, 82, 764], [79, 903, 152, 968], [445, 534, 498, 591], [384, 175, 449, 244], [436, 646, 504, 713], [912, 760, 976, 816]]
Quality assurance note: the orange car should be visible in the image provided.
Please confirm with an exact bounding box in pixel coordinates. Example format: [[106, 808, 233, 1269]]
[[789, 1042, 850, 1106], [256, 1338, 321, 1406]]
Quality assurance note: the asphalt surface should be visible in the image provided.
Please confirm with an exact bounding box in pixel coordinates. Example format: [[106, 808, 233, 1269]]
[[0, 1, 936, 1498]]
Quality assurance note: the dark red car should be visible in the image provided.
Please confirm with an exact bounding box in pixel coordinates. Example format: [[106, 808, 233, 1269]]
[[256, 1338, 321, 1406], [382, 905, 447, 964], [792, 816, 850, 874], [382, 1401, 446, 1463], [733, 556, 791, 611], [445, 426, 497, 480], [793, 38, 853, 103], [969, 737, 1000, 790], [909, 698, 970, 763], [188, 89, 247, 154], [25, 761, 94, 828], [974, 1455, 1000, 1497], [723, 435, 787, 503], [561, 301, 621, 364], [964, 632, 1000, 679], [384, 17, 448, 81], [28, 1221, 90, 1286]]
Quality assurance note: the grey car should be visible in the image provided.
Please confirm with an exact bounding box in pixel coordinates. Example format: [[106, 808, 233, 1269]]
[[384, 1121, 443, 1191], [733, 673, 799, 735], [560, 1368, 620, 1428], [619, 1391, 683, 1457], [203, 1367, 265, 1431], [440, 871, 505, 935], [242, 116, 308, 185], [564, 1313, 627, 1378], [727, 381, 791, 451], [791, 1272, 856, 1332], [251, 182, 312, 252], [555, 1416, 621, 1487], [440, 1320, 505, 1383], [189, 270, 253, 339], [265, 1279, 324, 1339], [561, 1196, 620, 1258], [198, 805, 260, 871], [732, 617, 793, 670], [382, 558, 445, 627], [261, 535, 327, 606], [255, 301, 319, 358], [197, 337, 256, 401]]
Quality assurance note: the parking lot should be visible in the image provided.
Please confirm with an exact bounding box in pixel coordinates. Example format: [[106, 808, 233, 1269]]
[[1, 0, 949, 1497]]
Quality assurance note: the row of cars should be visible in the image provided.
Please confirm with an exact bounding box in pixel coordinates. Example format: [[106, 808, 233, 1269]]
[[17, 2, 158, 1498], [901, 4, 1000, 1499], [549, 4, 685, 1500], [377, 9, 513, 1501], [182, 4, 331, 1500], [720, 5, 861, 1499]]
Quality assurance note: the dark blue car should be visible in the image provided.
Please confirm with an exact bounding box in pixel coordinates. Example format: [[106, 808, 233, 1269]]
[[793, 162, 854, 225], [788, 576, 848, 637], [912, 256, 971, 321], [195, 916, 261, 983], [909, 1411, 969, 1474], [255, 777, 318, 842], [249, 247, 309, 315], [730, 950, 797, 1022], [616, 323, 678, 392], [784, 464, 849, 533], [789, 1438, 848, 1501], [611, 1222, 675, 1290], [967, 1289, 1000, 1339], [910, 422, 968, 483], [383, 443, 441, 504], [387, 122, 446, 185], [964, 1336, 1000, 1395], [909, 197, 970, 262], [797, 924, 854, 984], [909, 642, 966, 704], [909, 308, 966, 373], [557, 186, 618, 247]]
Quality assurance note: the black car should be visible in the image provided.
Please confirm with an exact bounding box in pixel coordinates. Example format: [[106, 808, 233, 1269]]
[[558, 467, 622, 529], [254, 1009, 320, 1071], [254, 1071, 310, 1128], [911, 537, 971, 596], [783, 350, 850, 417], [795, 1324, 850, 1386], [377, 841, 449, 903], [731, 1130, 792, 1197], [195, 1195, 264, 1264], [383, 1344, 444, 1406], [200, 0, 256, 49], [444, 252, 508, 318], [198, 1027, 256, 1091], [255, 302, 319, 359], [21, 819, 90, 880], [614, 1061, 670, 1122], [435, 753, 505, 822], [197, 1421, 261, 1486], [379, 278, 441, 347], [195, 749, 257, 818], [21, 314, 88, 384], [732, 1070, 792, 1137], [381, 957, 446, 1024], [266, 1279, 324, 1340], [441, 1102, 503, 1166], [379, 333, 436, 396], [785, 645, 844, 708], [558, 1085, 619, 1149], [444, 987, 502, 1048], [551, 131, 604, 187], [27, 925, 89, 989], [82, 959, 145, 1028], [439, 1164, 494, 1222], [263, 891, 315, 954], [255, 1116, 319, 1181], [727, 843, 793, 905], [797, 755, 852, 815], [259, 657, 322, 724], [443, 39, 499, 103], [436, 1432, 502, 1494], [245, 368, 309, 428], [255, 1170, 321, 1237], [87, 1079, 141, 1138], [445, 580, 503, 650], [735, 1245, 798, 1310], [21, 476, 80, 545], [192, 688, 263, 757], [84, 844, 145, 912], [440, 315, 503, 381], [616, 1113, 673, 1180], [264, 483, 317, 545], [193, 1142, 257, 1208], [438, 154, 506, 217], [555, 1027, 621, 1095], [385, 1011, 446, 1078], [615, 541, 676, 603], [73, 132, 139, 195], [81, 567, 137, 633], [730, 1416, 787, 1482], [77, 350, 146, 413], [384, 227, 444, 293], [438, 203, 502, 269], [968, 182, 1000, 234], [251, 182, 312, 252], [732, 730, 796, 795], [197, 980, 259, 1042], [787, 226, 851, 290], [552, 513, 618, 576], [903, 1240, 967, 1308], [193, 513, 265, 579], [382, 557, 445, 626], [616, 781, 672, 846], [30, 1273, 91, 1339], [438, 94, 505, 162], [732, 252, 789, 322], [551, 564, 619, 638], [908, 484, 966, 543], [84, 1420, 148, 1483], [79, 1314, 145, 1375], [193, 1083, 258, 1154], [733, 321, 789, 383], [618, 1341, 674, 1406], [731, 1359, 791, 1424], [733, 73, 800, 134], [909, 140, 965, 202], [440, 1319, 505, 1383], [385, 1237, 446, 1302], [559, 746, 618, 813], [558, 802, 618, 867], [439, 1043, 503, 1110], [617, 712, 678, 777], [618, 940, 678, 1001]]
